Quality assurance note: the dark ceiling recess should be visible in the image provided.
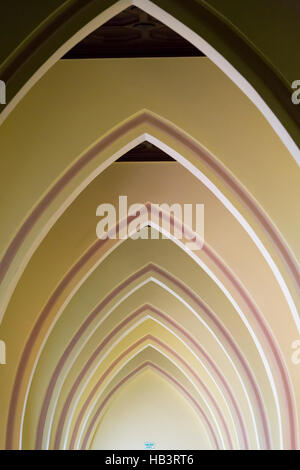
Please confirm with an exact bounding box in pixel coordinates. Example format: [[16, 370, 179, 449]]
[[116, 142, 175, 162], [63, 6, 205, 59]]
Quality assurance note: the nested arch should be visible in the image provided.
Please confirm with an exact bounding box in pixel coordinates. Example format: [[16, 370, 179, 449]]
[[69, 337, 233, 450], [31, 264, 249, 451], [64, 337, 224, 450], [1, 0, 299, 164], [31, 261, 252, 450], [49, 305, 248, 450], [84, 360, 217, 450], [7, 156, 298, 450], [82, 353, 219, 450], [1, 91, 299, 453], [19, 215, 292, 450], [0, 112, 298, 331], [1, 0, 300, 453]]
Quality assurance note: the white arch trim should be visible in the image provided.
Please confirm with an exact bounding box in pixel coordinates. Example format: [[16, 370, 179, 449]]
[[16, 140, 290, 449], [20, 223, 281, 451], [77, 341, 224, 450], [1, 0, 299, 166], [41, 284, 242, 450], [59, 309, 244, 450]]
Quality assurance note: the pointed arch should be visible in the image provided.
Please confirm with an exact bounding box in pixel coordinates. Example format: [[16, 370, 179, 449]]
[[11, 209, 295, 450], [69, 337, 232, 450], [0, 112, 298, 331], [82, 361, 218, 450], [1, 0, 299, 164]]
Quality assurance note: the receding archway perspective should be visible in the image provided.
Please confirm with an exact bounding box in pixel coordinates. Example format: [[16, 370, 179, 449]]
[[0, 1, 299, 452]]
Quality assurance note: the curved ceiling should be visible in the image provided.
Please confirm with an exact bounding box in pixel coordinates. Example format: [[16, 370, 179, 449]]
[[0, 1, 299, 451], [0, 0, 299, 163]]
